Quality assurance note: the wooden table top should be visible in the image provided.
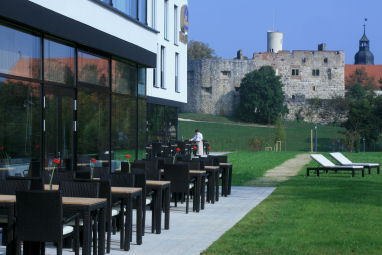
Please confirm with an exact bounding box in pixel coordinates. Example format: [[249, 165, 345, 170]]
[[146, 180, 171, 186], [189, 170, 206, 174], [0, 194, 106, 206], [219, 163, 232, 166], [111, 187, 142, 194], [0, 167, 15, 171], [160, 169, 206, 174], [44, 184, 59, 191], [204, 166, 220, 170]]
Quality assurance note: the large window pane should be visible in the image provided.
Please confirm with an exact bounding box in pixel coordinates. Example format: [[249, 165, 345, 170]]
[[138, 67, 146, 96], [44, 39, 75, 85], [112, 60, 137, 95], [0, 77, 41, 177], [78, 51, 109, 86], [77, 86, 110, 165], [0, 24, 41, 79], [112, 94, 137, 168], [113, 0, 137, 19], [138, 0, 147, 23], [165, 106, 178, 140], [44, 85, 73, 171], [137, 98, 147, 159]]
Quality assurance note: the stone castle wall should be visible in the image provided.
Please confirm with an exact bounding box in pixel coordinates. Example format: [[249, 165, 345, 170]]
[[182, 47, 345, 123]]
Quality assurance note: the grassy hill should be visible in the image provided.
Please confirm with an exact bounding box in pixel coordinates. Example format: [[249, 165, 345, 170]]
[[179, 113, 345, 152]]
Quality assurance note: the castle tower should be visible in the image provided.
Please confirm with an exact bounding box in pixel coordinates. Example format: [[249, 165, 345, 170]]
[[355, 20, 374, 65], [267, 31, 283, 53]]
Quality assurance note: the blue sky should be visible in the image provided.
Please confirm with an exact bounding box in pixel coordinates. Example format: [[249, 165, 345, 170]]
[[188, 0, 382, 64]]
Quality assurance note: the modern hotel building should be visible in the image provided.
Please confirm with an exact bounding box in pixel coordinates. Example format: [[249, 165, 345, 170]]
[[0, 0, 188, 176]]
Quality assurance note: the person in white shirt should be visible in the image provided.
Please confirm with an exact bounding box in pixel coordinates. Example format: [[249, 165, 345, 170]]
[[190, 129, 204, 155]]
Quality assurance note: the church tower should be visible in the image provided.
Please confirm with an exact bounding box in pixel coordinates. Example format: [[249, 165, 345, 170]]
[[355, 20, 374, 65]]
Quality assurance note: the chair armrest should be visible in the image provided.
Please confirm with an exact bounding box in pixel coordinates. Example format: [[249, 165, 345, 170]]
[[63, 213, 80, 224]]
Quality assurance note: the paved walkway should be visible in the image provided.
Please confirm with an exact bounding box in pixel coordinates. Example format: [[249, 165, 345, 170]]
[[249, 153, 311, 185], [0, 187, 275, 255]]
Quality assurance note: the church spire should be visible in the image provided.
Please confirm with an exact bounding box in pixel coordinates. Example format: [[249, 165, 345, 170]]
[[355, 18, 374, 65]]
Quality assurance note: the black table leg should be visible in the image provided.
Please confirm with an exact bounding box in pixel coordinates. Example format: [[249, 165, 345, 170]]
[[201, 176, 206, 210], [93, 212, 98, 255], [228, 166, 232, 195], [164, 186, 170, 230], [156, 188, 162, 234], [120, 199, 125, 250], [124, 197, 132, 251], [99, 207, 106, 255], [137, 193, 142, 245]]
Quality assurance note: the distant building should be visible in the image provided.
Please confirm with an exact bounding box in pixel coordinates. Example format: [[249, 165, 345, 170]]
[[345, 65, 382, 89], [354, 23, 374, 65], [183, 41, 345, 123]]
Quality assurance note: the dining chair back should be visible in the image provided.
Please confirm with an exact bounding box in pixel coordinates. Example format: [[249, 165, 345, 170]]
[[0, 179, 31, 195], [163, 163, 190, 193], [42, 171, 74, 185], [152, 142, 163, 157], [60, 181, 99, 198], [110, 172, 134, 187], [6, 176, 43, 190], [16, 190, 63, 243], [144, 158, 160, 180]]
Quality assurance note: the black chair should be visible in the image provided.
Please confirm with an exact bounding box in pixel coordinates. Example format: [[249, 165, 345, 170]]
[[60, 181, 99, 198], [6, 176, 43, 190], [0, 179, 31, 247], [42, 171, 74, 185], [144, 158, 160, 181], [163, 163, 193, 213], [151, 142, 163, 157], [15, 190, 79, 255]]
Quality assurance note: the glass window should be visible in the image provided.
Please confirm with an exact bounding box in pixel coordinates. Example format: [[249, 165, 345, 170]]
[[165, 106, 178, 140], [113, 0, 137, 19], [78, 51, 109, 86], [138, 67, 146, 96], [44, 39, 75, 85], [0, 24, 41, 79], [151, 0, 156, 28], [44, 85, 74, 171], [77, 86, 110, 165], [164, 0, 168, 39], [137, 97, 147, 159], [112, 59, 137, 95], [175, 53, 179, 92], [138, 0, 147, 24], [160, 46, 165, 88], [0, 77, 41, 176], [174, 5, 178, 44], [112, 94, 137, 168]]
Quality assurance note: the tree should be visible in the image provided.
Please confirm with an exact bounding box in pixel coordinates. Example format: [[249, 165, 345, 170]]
[[187, 40, 216, 60], [236, 66, 288, 124]]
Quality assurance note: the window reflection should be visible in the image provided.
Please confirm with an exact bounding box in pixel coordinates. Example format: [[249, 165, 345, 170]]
[[0, 77, 41, 177], [113, 0, 137, 19], [138, 67, 146, 96], [147, 104, 178, 143], [77, 86, 110, 163], [112, 59, 137, 95], [44, 39, 75, 85], [137, 98, 147, 159], [112, 94, 137, 168], [0, 24, 40, 79], [78, 51, 109, 86]]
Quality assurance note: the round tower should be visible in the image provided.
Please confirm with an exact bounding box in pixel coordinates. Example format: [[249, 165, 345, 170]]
[[267, 31, 283, 53]]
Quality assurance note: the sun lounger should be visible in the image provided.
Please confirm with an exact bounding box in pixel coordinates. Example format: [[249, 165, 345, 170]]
[[330, 152, 380, 175], [307, 154, 364, 177]]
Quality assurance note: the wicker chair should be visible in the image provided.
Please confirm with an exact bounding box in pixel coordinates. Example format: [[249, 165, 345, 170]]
[[6, 176, 43, 190], [0, 179, 31, 247], [151, 142, 163, 158], [42, 171, 74, 185], [163, 163, 193, 213], [15, 190, 79, 255]]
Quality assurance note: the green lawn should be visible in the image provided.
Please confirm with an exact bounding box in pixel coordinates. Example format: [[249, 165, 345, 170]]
[[204, 152, 382, 255], [228, 151, 300, 186], [179, 113, 344, 152]]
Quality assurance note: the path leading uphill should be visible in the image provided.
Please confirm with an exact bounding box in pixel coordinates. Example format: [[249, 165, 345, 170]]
[[247, 153, 311, 186]]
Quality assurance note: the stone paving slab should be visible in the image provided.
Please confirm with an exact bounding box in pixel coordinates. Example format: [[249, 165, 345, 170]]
[[0, 186, 275, 255]]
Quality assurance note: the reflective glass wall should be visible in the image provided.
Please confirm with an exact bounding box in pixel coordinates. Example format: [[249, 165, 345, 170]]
[[0, 22, 147, 178], [147, 104, 178, 143]]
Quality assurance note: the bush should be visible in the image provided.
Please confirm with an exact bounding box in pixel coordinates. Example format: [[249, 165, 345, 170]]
[[249, 136, 265, 152]]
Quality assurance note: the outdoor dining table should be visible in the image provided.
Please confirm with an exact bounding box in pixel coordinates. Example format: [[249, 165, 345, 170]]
[[219, 163, 233, 196], [0, 194, 107, 255], [146, 180, 170, 234], [111, 187, 142, 251], [203, 166, 220, 203]]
